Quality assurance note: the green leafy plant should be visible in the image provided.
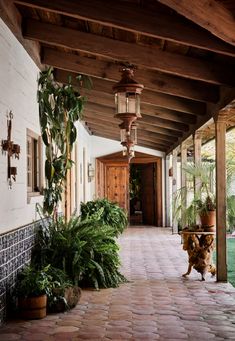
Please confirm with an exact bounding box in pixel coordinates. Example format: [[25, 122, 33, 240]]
[[37, 67, 85, 220], [173, 161, 216, 228], [32, 213, 127, 290], [227, 195, 235, 232], [80, 198, 128, 236], [15, 265, 53, 298]]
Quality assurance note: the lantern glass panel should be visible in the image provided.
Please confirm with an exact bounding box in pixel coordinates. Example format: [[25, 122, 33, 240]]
[[120, 128, 126, 143], [127, 93, 136, 113], [115, 92, 126, 114], [130, 125, 137, 144]]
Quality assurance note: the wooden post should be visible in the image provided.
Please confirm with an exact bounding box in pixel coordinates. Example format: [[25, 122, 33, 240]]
[[193, 131, 202, 193], [215, 114, 227, 282], [181, 143, 187, 227], [165, 154, 171, 227], [172, 148, 178, 233], [193, 131, 202, 225]]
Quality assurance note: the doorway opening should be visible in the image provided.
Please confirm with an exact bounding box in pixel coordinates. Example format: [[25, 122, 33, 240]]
[[96, 151, 162, 226], [130, 163, 156, 225]]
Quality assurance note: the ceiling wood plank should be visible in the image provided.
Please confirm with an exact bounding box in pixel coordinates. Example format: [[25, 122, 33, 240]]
[[91, 129, 167, 151], [166, 85, 235, 153], [157, 0, 235, 47], [85, 102, 190, 132], [85, 95, 197, 124], [83, 113, 178, 143], [0, 0, 41, 68], [83, 109, 183, 137], [55, 69, 207, 115], [84, 118, 172, 147], [49, 50, 219, 103], [23, 19, 235, 86], [14, 0, 235, 56]]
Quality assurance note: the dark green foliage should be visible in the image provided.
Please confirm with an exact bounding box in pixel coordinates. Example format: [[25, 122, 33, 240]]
[[32, 213, 127, 290], [80, 199, 128, 237], [15, 265, 53, 298], [37, 67, 85, 216], [227, 195, 235, 232]]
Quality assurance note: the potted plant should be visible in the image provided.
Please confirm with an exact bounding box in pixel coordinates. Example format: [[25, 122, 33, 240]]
[[16, 264, 53, 319], [195, 195, 216, 230], [173, 161, 217, 231]]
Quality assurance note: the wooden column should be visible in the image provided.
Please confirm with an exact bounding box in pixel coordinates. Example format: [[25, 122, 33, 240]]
[[172, 148, 178, 233], [215, 114, 227, 282], [193, 131, 202, 225], [193, 131, 202, 193], [165, 154, 171, 227], [181, 143, 187, 227]]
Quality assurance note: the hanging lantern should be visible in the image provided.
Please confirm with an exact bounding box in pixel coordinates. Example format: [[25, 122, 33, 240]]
[[113, 68, 143, 125], [119, 122, 138, 145], [113, 68, 143, 161]]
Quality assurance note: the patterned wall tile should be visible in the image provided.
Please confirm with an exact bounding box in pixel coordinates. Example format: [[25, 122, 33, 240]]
[[0, 221, 41, 326]]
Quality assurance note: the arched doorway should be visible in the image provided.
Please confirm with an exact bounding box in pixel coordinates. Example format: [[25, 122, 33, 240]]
[[96, 151, 163, 226]]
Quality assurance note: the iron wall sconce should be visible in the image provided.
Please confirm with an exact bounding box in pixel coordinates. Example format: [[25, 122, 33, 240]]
[[1, 111, 20, 188], [88, 163, 95, 182]]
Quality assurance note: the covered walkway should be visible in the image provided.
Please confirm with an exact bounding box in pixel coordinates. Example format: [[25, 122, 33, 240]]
[[1, 227, 235, 340]]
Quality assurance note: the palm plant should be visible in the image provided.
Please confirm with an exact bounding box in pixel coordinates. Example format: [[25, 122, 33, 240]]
[[173, 161, 216, 229]]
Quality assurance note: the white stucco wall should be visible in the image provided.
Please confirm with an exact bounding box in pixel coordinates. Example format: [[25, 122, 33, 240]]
[[0, 18, 42, 234], [0, 17, 166, 232]]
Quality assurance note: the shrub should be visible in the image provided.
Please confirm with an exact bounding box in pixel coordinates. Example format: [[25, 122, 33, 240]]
[[32, 213, 127, 289], [80, 198, 128, 236]]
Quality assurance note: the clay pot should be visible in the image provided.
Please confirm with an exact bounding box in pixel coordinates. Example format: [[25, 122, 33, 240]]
[[18, 294, 47, 319], [200, 210, 216, 228]]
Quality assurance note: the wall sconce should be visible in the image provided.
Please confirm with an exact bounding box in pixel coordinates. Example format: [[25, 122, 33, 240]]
[[1, 111, 20, 188], [88, 163, 95, 182]]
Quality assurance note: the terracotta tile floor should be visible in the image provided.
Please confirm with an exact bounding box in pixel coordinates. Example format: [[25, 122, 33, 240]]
[[1, 227, 235, 340]]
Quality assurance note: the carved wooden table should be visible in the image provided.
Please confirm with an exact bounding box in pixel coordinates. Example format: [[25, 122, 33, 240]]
[[180, 230, 216, 281]]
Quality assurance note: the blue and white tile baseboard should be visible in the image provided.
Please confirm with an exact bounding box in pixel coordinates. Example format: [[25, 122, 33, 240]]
[[0, 221, 41, 326]]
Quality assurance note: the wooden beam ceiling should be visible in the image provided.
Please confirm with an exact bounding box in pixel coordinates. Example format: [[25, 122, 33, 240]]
[[49, 51, 219, 103], [1, 0, 234, 154], [85, 103, 190, 132], [14, 0, 235, 56], [157, 0, 235, 46], [82, 110, 183, 138], [90, 128, 168, 152], [23, 19, 235, 86], [82, 93, 198, 124], [55, 69, 207, 115], [84, 118, 172, 147]]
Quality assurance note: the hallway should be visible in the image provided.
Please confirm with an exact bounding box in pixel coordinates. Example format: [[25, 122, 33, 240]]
[[1, 227, 235, 340]]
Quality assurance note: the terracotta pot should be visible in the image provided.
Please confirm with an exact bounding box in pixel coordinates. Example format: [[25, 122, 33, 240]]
[[18, 294, 47, 319], [200, 210, 216, 228]]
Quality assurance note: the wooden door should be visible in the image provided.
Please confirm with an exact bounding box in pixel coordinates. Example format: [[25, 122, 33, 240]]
[[105, 165, 129, 211], [141, 163, 155, 225]]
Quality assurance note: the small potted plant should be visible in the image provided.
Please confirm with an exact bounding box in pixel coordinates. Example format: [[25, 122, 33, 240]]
[[195, 195, 216, 231], [16, 264, 53, 319]]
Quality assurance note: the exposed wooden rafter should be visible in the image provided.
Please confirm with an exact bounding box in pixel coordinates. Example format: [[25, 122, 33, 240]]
[[23, 19, 235, 86], [55, 69, 207, 115], [14, 0, 235, 55], [1, 0, 234, 154], [157, 0, 235, 47], [50, 50, 219, 103]]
